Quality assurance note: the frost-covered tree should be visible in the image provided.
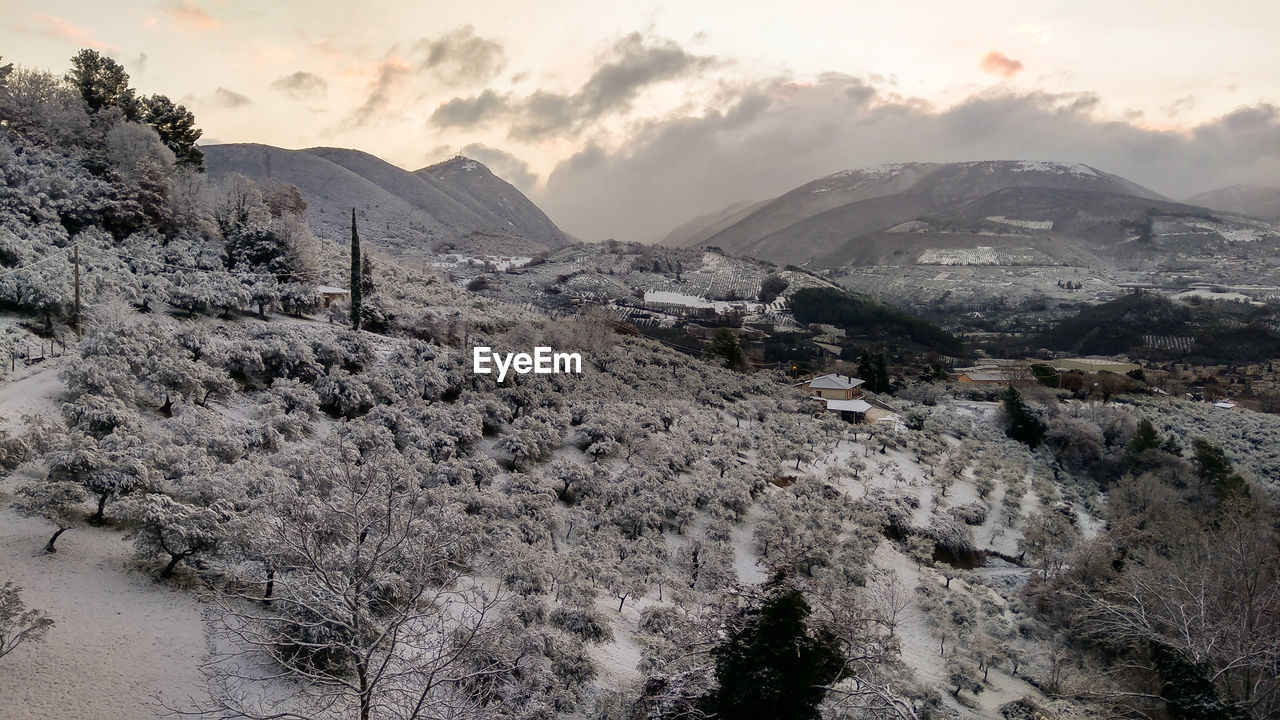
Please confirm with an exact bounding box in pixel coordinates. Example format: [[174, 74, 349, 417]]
[[208, 447, 508, 720], [121, 492, 234, 578], [12, 477, 86, 552], [139, 93, 203, 169], [66, 49, 138, 118], [0, 582, 54, 661]]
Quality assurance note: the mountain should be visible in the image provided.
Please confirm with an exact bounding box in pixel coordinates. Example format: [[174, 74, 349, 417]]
[[666, 160, 1204, 266], [203, 144, 569, 257], [415, 157, 568, 251], [662, 199, 769, 248], [1186, 184, 1280, 220]]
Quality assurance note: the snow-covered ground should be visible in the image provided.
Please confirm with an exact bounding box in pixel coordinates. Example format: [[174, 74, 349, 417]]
[[0, 497, 209, 719]]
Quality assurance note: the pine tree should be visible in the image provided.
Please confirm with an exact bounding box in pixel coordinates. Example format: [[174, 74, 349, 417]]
[[1002, 386, 1046, 448], [67, 49, 138, 118], [704, 578, 845, 720], [1127, 418, 1160, 454], [858, 350, 891, 393], [705, 327, 745, 370], [141, 94, 204, 169], [349, 208, 361, 331]]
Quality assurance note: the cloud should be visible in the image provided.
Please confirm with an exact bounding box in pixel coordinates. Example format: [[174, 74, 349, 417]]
[[414, 26, 505, 85], [462, 143, 538, 190], [429, 32, 711, 139], [342, 59, 412, 129], [341, 28, 504, 129], [271, 71, 327, 100], [535, 74, 1280, 243], [430, 89, 510, 127], [979, 51, 1024, 77], [164, 0, 220, 32], [210, 87, 252, 108], [28, 14, 116, 51]]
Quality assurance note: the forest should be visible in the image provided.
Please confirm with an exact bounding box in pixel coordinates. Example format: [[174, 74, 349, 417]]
[[0, 51, 1276, 720]]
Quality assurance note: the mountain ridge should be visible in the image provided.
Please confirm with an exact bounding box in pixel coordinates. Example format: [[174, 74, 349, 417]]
[[203, 143, 570, 257]]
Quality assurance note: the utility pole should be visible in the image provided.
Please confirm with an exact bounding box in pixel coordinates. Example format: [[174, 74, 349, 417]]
[[73, 243, 81, 336]]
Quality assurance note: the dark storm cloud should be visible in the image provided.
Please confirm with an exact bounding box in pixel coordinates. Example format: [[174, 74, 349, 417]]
[[428, 33, 711, 138], [534, 74, 1280, 243], [271, 71, 328, 100], [415, 26, 506, 85], [462, 143, 538, 190]]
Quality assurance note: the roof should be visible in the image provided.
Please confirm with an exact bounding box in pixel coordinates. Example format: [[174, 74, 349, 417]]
[[808, 373, 865, 390], [317, 285, 350, 295], [1214, 400, 1238, 409], [825, 398, 871, 413], [959, 371, 1012, 383]]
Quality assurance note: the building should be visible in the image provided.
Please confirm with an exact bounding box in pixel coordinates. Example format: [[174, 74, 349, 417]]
[[955, 369, 1018, 385], [825, 397, 871, 422], [317, 285, 351, 308], [796, 373, 865, 400]]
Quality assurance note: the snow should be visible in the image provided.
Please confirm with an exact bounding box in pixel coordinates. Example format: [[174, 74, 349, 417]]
[[1012, 160, 1098, 177], [0, 364, 64, 432], [985, 216, 1053, 231], [1173, 288, 1254, 303], [0, 495, 209, 719], [642, 290, 763, 314], [729, 506, 768, 584]]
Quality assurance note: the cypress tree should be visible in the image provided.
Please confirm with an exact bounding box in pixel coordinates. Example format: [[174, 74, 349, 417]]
[[349, 208, 361, 331]]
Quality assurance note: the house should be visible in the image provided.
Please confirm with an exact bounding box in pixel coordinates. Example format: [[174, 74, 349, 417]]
[[1214, 400, 1238, 410], [317, 285, 350, 308], [796, 373, 865, 400], [955, 369, 1016, 385], [825, 397, 871, 423]]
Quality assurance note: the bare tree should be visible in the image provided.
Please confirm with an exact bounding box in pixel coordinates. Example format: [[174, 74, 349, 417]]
[[199, 445, 510, 720], [1069, 497, 1280, 718]]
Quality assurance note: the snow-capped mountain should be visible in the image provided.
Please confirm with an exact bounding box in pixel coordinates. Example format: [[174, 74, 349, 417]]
[[660, 160, 1244, 267], [204, 144, 569, 257]]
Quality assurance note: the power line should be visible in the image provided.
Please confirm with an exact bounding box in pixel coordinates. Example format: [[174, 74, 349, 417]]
[[0, 245, 74, 281]]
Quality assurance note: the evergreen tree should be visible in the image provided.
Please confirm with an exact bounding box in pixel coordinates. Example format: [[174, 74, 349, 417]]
[[704, 579, 845, 720], [1191, 438, 1249, 501], [349, 208, 361, 331], [67, 49, 138, 118], [140, 94, 204, 170], [1002, 386, 1046, 448], [706, 327, 746, 370], [1150, 641, 1248, 720], [857, 350, 891, 393], [1127, 418, 1160, 455]]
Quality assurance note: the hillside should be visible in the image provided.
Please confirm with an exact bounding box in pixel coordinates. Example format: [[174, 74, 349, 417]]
[[1187, 184, 1280, 220], [682, 161, 1170, 266], [787, 286, 961, 353], [415, 156, 569, 250], [204, 144, 569, 257], [1040, 291, 1280, 362]]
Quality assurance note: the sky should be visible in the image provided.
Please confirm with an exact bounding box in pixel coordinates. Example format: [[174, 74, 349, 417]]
[[3, 0, 1280, 242]]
